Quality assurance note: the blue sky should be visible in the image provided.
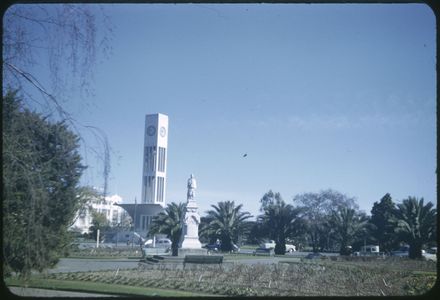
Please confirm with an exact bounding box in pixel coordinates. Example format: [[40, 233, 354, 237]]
[[7, 3, 436, 218]]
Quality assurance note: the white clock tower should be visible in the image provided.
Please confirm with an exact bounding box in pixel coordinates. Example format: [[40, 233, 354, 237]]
[[141, 113, 168, 207]]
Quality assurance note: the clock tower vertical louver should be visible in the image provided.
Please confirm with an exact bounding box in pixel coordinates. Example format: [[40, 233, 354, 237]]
[[141, 113, 168, 207]]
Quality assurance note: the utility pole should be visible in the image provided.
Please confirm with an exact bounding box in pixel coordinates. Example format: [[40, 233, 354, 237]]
[[132, 197, 137, 248]]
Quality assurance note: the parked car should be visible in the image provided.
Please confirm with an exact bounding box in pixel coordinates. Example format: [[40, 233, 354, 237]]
[[203, 242, 240, 253], [231, 243, 240, 253], [253, 247, 275, 256], [426, 247, 437, 254], [260, 240, 296, 253], [391, 245, 410, 257], [355, 245, 383, 256], [391, 246, 430, 258], [305, 252, 323, 259], [203, 243, 220, 253], [144, 238, 172, 249]]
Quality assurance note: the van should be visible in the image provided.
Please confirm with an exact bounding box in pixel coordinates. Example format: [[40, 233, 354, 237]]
[[361, 245, 379, 254]]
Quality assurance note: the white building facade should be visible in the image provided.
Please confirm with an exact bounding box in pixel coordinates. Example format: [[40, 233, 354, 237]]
[[70, 193, 129, 234]]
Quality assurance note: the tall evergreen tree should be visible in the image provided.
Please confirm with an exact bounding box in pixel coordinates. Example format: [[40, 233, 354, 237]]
[[3, 90, 84, 277], [369, 193, 399, 253]]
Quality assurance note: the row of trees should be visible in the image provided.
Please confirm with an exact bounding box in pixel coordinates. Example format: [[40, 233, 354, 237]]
[[2, 90, 435, 277], [149, 190, 436, 259]]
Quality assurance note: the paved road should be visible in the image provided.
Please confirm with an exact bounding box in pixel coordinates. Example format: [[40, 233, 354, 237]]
[[49, 251, 339, 273], [51, 250, 341, 272], [49, 258, 140, 273], [8, 287, 119, 297]]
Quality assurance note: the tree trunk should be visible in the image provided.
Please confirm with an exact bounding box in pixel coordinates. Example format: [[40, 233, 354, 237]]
[[340, 241, 350, 256], [171, 234, 180, 256], [275, 236, 286, 255], [171, 244, 179, 256], [310, 232, 318, 252], [409, 242, 422, 259], [220, 234, 233, 252]]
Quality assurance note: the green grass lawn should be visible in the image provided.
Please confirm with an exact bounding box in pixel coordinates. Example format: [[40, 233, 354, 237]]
[[5, 277, 218, 297], [238, 244, 259, 250], [223, 253, 270, 260]]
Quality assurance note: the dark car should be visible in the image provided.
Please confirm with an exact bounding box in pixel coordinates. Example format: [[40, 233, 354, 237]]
[[305, 252, 323, 259], [391, 245, 410, 257], [203, 243, 220, 253]]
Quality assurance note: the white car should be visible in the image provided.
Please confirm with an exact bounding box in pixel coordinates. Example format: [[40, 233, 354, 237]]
[[260, 240, 296, 253], [391, 246, 433, 259], [144, 238, 172, 248]]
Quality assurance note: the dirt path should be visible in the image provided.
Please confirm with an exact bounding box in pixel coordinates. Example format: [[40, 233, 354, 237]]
[[8, 287, 120, 297]]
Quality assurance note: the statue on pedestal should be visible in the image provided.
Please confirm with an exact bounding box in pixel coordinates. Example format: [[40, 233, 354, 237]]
[[180, 174, 202, 250], [187, 174, 196, 200]]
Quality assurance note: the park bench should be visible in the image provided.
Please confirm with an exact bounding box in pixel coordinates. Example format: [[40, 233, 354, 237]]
[[183, 255, 223, 267], [146, 257, 160, 263]]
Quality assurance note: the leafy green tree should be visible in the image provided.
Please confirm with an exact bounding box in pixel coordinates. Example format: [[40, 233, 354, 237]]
[[70, 186, 101, 229], [201, 201, 253, 252], [293, 189, 358, 252], [89, 210, 110, 242], [198, 216, 214, 244], [3, 90, 84, 277], [244, 220, 265, 245], [330, 207, 368, 255], [259, 190, 283, 211], [369, 193, 399, 253], [259, 193, 303, 255], [393, 197, 436, 259], [149, 202, 186, 256]]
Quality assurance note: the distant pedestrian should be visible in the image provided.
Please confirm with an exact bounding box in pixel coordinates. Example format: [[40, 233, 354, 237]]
[[139, 237, 143, 250]]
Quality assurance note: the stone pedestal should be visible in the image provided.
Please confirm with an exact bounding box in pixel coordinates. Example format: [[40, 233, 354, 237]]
[[180, 199, 202, 249], [178, 248, 207, 257], [179, 174, 204, 253]]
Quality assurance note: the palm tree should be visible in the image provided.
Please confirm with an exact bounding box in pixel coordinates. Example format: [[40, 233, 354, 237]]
[[330, 207, 367, 255], [149, 202, 185, 256], [393, 197, 436, 259], [258, 199, 303, 255], [201, 201, 252, 252]]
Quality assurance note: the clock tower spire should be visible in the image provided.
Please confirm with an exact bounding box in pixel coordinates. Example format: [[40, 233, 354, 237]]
[[141, 113, 168, 207]]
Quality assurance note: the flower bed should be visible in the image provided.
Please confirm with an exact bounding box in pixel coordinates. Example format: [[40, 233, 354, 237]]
[[45, 259, 437, 296]]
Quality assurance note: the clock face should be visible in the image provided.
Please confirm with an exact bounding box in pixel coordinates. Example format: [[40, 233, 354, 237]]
[[147, 125, 156, 136], [160, 126, 166, 137]]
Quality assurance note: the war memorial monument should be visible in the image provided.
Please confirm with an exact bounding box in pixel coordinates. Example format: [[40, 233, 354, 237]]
[[179, 174, 207, 255]]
